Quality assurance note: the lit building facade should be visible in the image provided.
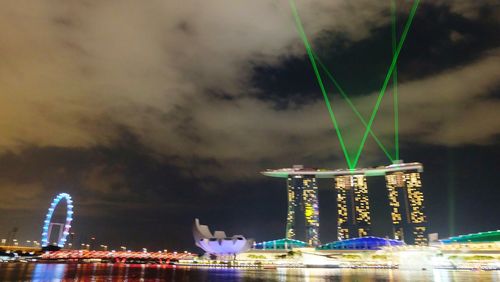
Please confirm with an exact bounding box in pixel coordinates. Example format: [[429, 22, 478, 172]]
[[262, 162, 427, 246], [386, 171, 427, 245], [335, 175, 371, 240], [286, 174, 320, 246], [253, 238, 309, 250], [192, 219, 254, 256], [317, 236, 404, 250]]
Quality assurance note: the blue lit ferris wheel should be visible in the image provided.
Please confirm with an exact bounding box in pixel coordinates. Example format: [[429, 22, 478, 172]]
[[41, 193, 73, 248]]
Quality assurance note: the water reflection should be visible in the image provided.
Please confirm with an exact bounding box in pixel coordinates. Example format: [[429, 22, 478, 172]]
[[33, 263, 67, 281], [0, 263, 497, 281]]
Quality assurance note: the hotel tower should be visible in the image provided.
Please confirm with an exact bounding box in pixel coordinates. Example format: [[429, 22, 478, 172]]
[[285, 172, 320, 246], [262, 162, 427, 246]]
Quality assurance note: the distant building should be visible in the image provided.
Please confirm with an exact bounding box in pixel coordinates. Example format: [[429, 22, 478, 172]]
[[335, 175, 371, 240], [192, 219, 253, 257], [317, 236, 404, 250], [262, 162, 428, 246], [253, 238, 309, 250], [440, 230, 500, 245], [386, 170, 427, 245], [284, 167, 320, 246]]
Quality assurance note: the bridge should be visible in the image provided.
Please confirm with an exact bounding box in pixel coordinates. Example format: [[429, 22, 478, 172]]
[[0, 245, 42, 256], [40, 250, 196, 263], [0, 194, 195, 263]]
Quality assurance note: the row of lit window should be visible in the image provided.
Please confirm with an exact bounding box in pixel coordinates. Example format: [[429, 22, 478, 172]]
[[338, 228, 350, 240], [358, 228, 369, 237], [413, 227, 427, 245]]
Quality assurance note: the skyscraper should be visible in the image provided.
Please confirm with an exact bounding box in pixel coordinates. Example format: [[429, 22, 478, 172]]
[[335, 175, 371, 240], [262, 162, 426, 246], [286, 174, 320, 246], [386, 170, 427, 245]]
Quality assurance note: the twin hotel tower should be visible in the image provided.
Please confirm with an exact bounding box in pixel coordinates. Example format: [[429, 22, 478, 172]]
[[262, 162, 427, 247]]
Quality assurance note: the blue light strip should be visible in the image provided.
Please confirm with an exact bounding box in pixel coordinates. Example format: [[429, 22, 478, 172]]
[[317, 236, 404, 250], [41, 193, 73, 248]]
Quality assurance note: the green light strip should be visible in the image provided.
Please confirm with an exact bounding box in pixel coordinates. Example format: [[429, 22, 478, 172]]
[[290, 0, 353, 169], [351, 0, 420, 168], [312, 52, 395, 162], [392, 0, 400, 161]]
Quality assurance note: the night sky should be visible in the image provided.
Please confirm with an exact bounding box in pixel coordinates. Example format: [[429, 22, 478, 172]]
[[0, 1, 499, 252]]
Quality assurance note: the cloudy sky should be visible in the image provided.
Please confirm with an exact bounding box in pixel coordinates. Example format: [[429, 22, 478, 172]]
[[0, 0, 498, 251]]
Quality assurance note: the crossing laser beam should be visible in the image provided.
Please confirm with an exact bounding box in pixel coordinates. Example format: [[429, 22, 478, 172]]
[[351, 0, 420, 168], [312, 52, 395, 163], [290, 0, 420, 168]]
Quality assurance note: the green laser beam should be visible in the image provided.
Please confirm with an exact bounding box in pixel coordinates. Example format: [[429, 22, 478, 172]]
[[392, 0, 400, 161], [290, 0, 418, 168], [351, 0, 420, 168], [312, 52, 395, 162], [290, 0, 353, 168]]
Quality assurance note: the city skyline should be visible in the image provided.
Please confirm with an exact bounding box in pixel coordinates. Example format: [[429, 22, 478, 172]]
[[0, 0, 499, 251]]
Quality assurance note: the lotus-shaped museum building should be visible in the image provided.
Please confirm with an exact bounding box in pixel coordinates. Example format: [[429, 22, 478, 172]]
[[192, 218, 254, 256]]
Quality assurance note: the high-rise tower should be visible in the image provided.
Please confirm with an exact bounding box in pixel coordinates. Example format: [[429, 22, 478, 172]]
[[286, 173, 320, 246], [262, 162, 426, 246], [335, 175, 371, 240], [386, 170, 427, 245]]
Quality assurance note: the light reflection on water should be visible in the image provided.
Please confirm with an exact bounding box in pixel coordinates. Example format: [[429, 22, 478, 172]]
[[0, 263, 498, 282], [33, 263, 67, 280]]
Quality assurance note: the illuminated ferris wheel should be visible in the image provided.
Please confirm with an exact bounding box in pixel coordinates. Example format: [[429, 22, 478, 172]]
[[41, 193, 73, 248]]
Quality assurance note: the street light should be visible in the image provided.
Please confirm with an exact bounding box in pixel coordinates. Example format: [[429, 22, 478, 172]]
[[120, 246, 126, 251], [87, 237, 96, 250]]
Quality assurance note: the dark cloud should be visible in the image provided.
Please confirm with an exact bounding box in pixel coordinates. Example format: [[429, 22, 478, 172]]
[[253, 2, 500, 105]]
